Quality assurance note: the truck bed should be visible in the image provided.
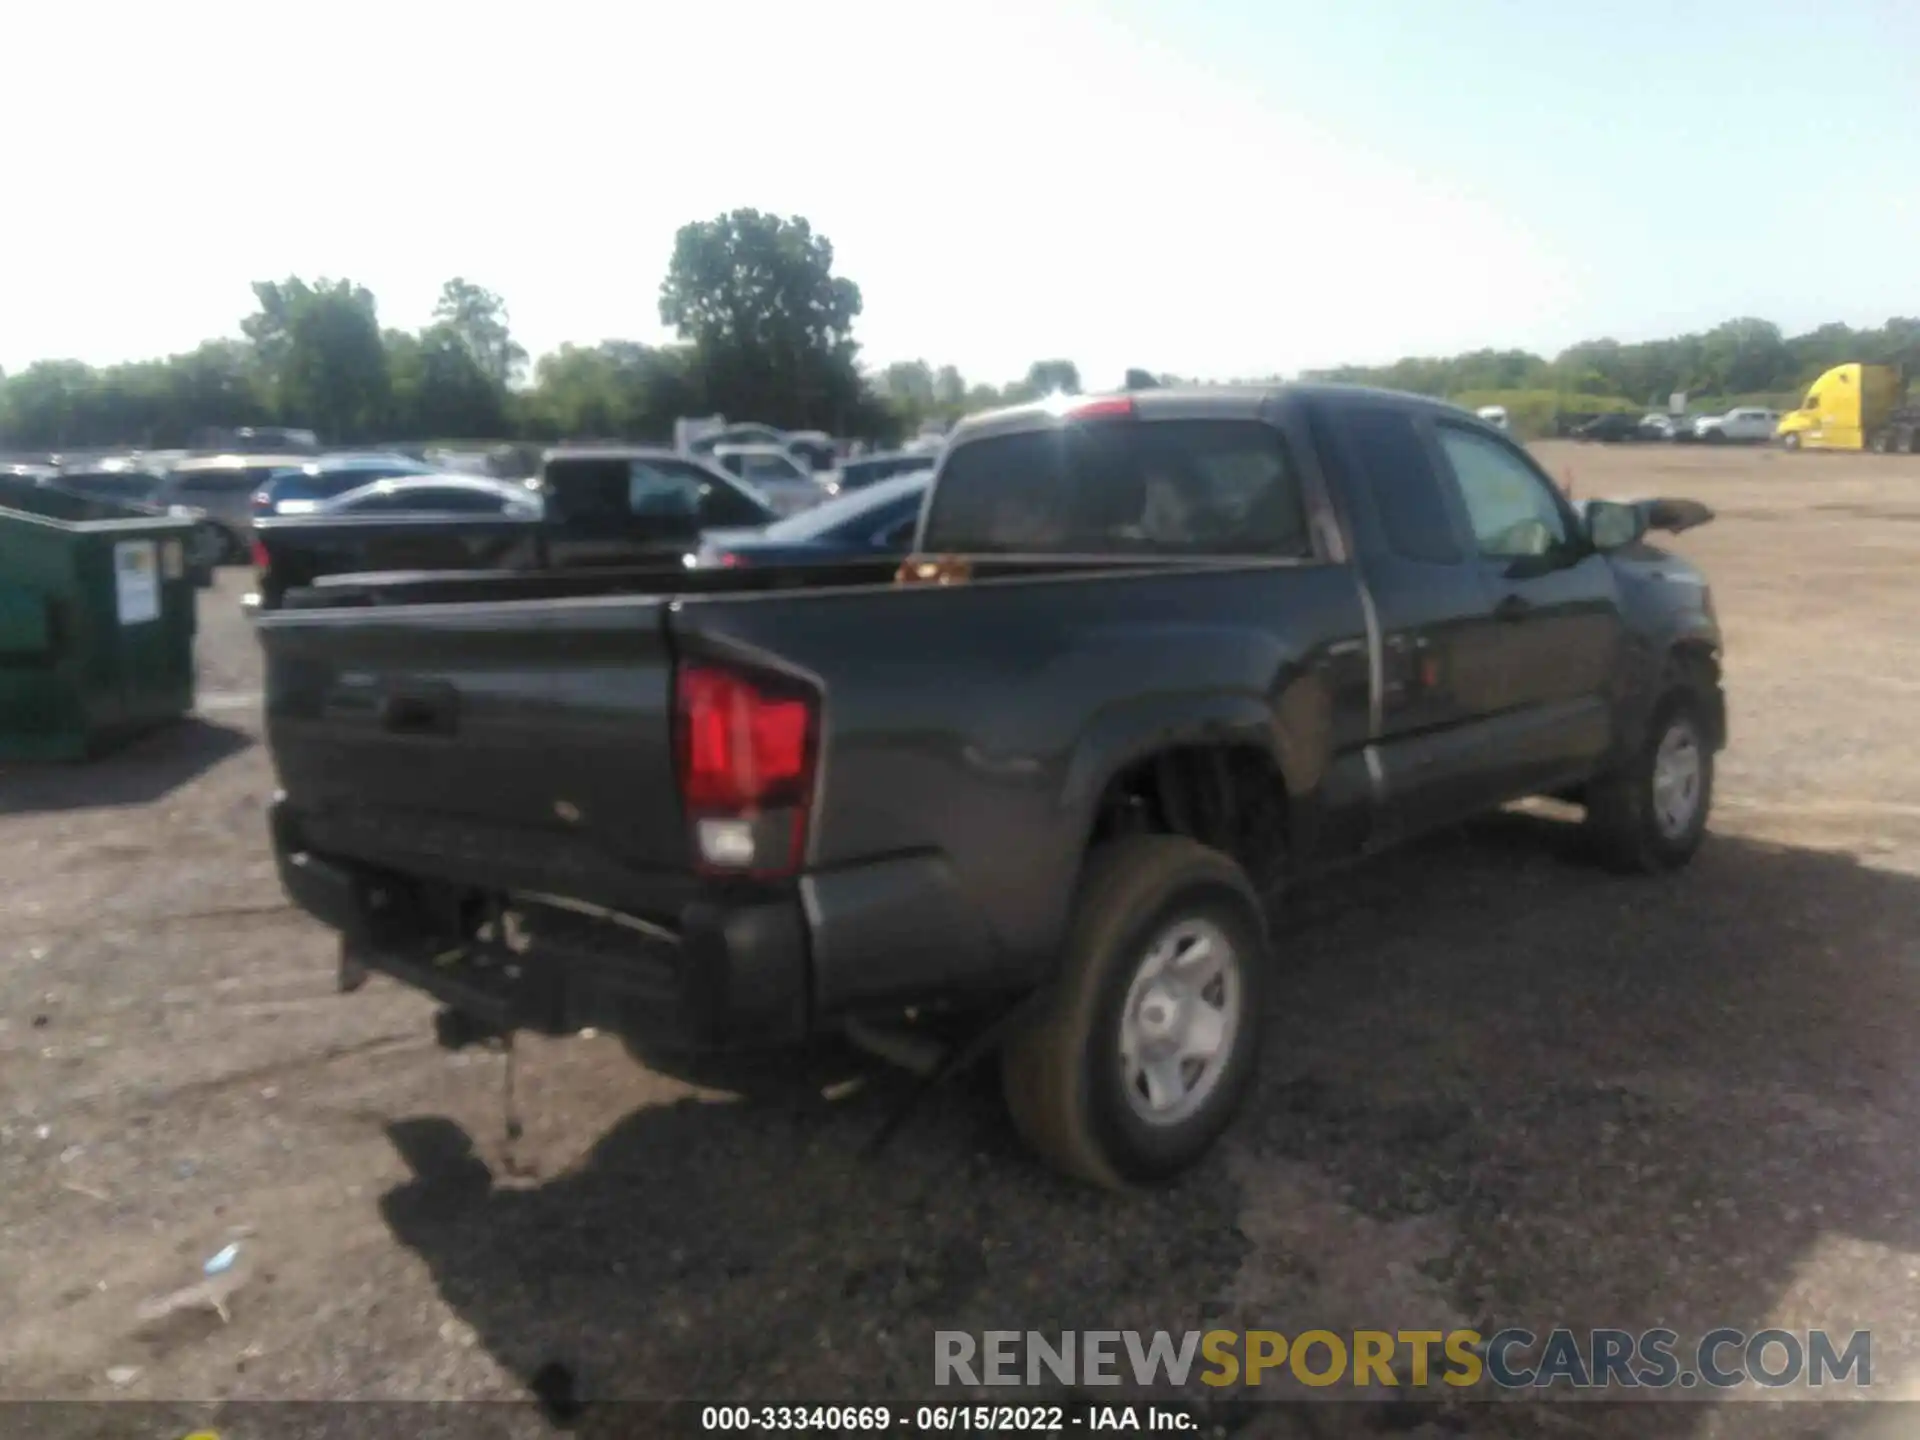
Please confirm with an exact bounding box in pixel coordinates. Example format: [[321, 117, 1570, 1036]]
[[258, 556, 1372, 986]]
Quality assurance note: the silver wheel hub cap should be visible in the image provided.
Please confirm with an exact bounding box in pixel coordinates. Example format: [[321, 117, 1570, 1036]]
[[1652, 720, 1703, 840], [1118, 917, 1242, 1128]]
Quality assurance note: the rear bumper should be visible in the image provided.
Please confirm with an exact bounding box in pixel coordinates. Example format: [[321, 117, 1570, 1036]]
[[269, 798, 1001, 1051], [272, 798, 808, 1049]]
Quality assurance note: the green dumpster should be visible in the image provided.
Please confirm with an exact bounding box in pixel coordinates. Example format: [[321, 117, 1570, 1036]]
[[0, 481, 199, 760]]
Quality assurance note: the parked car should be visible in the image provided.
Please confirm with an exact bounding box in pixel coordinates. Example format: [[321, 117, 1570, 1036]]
[[686, 423, 790, 457], [163, 453, 315, 560], [783, 430, 842, 472], [1573, 413, 1650, 443], [828, 450, 938, 494], [1638, 414, 1681, 441], [690, 470, 931, 569], [247, 447, 776, 610], [1475, 405, 1510, 432], [47, 468, 222, 583], [254, 384, 1727, 1188], [1692, 407, 1779, 444], [315, 475, 543, 517], [422, 447, 507, 477], [253, 453, 439, 516], [191, 426, 321, 455], [709, 443, 832, 516]]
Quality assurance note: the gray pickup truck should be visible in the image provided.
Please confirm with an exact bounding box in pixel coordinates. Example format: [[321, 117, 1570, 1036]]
[[257, 385, 1725, 1187]]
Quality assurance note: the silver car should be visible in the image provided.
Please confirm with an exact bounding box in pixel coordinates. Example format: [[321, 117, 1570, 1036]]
[[708, 444, 832, 517], [161, 453, 313, 560]]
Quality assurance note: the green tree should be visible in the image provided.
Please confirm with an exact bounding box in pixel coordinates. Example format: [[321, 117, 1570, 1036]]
[[1020, 359, 1082, 399], [933, 364, 967, 410], [244, 278, 391, 443], [164, 341, 271, 439], [0, 360, 98, 448], [879, 360, 936, 411], [432, 278, 527, 388], [387, 326, 508, 439], [658, 209, 866, 431], [522, 341, 700, 440]]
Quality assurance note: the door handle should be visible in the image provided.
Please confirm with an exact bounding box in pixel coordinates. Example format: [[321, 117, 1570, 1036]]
[[1493, 594, 1532, 623]]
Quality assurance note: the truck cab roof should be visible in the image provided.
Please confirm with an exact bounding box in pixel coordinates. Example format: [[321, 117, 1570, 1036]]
[[949, 383, 1484, 444]]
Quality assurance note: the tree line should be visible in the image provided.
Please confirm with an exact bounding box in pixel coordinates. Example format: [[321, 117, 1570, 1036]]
[[2, 206, 1914, 453], [1303, 316, 1920, 410]]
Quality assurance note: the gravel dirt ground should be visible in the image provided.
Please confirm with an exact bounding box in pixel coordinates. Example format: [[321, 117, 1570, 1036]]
[[3, 441, 1919, 1438]]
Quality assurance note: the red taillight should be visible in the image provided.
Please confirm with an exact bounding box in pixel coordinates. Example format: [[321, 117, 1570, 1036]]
[[715, 551, 748, 569], [1067, 395, 1136, 422], [251, 539, 270, 573], [674, 661, 818, 876]]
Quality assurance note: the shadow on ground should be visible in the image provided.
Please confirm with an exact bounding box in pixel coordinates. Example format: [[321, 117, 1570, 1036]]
[[0, 716, 253, 815], [378, 816, 1920, 1439]]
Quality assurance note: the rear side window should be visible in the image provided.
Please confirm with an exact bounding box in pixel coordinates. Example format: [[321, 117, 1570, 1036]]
[[922, 419, 1309, 557], [547, 457, 770, 528], [740, 452, 805, 484], [1336, 409, 1463, 564]]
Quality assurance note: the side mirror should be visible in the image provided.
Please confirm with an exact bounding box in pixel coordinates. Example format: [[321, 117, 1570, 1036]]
[[1585, 499, 1646, 551]]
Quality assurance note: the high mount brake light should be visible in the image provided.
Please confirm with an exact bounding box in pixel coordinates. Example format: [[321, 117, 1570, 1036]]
[[1065, 396, 1137, 422], [674, 660, 819, 877]]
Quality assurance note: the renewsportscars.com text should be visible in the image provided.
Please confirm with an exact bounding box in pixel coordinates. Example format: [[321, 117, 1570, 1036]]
[[934, 1328, 1871, 1391]]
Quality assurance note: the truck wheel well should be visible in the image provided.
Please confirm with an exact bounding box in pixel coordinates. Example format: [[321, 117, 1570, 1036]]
[[1670, 642, 1724, 748], [1085, 745, 1288, 892]]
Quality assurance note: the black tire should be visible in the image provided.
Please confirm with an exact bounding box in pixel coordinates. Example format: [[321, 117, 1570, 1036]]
[[1781, 433, 1800, 452], [1871, 431, 1892, 455], [189, 522, 225, 572], [1000, 835, 1269, 1188], [1585, 685, 1714, 874], [1906, 428, 1920, 456]]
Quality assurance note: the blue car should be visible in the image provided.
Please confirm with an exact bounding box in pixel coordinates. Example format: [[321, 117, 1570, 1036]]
[[250, 453, 436, 517], [689, 470, 929, 568]]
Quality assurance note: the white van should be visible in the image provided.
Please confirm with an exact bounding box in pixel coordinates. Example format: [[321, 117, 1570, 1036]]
[[1476, 405, 1511, 432]]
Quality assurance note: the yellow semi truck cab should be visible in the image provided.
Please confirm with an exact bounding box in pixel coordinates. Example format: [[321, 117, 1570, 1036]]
[[1775, 363, 1908, 451]]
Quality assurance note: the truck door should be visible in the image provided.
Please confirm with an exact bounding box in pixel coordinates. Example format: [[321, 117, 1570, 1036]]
[[1318, 402, 1515, 839], [1427, 421, 1623, 798]]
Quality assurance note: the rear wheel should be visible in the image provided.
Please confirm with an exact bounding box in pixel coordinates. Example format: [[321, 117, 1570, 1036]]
[[1001, 836, 1268, 1188], [1781, 433, 1801, 452], [1585, 690, 1714, 873], [191, 522, 228, 570], [1871, 430, 1893, 455]]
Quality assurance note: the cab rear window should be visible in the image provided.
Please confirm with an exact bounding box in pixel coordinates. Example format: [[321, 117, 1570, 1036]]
[[921, 419, 1310, 557]]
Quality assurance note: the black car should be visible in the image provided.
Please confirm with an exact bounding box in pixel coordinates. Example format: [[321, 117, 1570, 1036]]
[[1573, 413, 1647, 443], [690, 470, 930, 568]]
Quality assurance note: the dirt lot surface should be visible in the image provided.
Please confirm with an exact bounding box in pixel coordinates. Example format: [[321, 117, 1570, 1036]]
[[4, 442, 1919, 1437]]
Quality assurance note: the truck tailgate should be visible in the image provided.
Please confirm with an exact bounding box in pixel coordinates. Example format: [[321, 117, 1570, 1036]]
[[259, 596, 687, 905]]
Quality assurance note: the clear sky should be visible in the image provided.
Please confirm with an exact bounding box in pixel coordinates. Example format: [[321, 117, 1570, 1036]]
[[5, 0, 1914, 389]]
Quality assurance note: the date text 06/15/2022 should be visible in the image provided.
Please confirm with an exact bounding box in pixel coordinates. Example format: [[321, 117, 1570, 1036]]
[[699, 1404, 1193, 1431]]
